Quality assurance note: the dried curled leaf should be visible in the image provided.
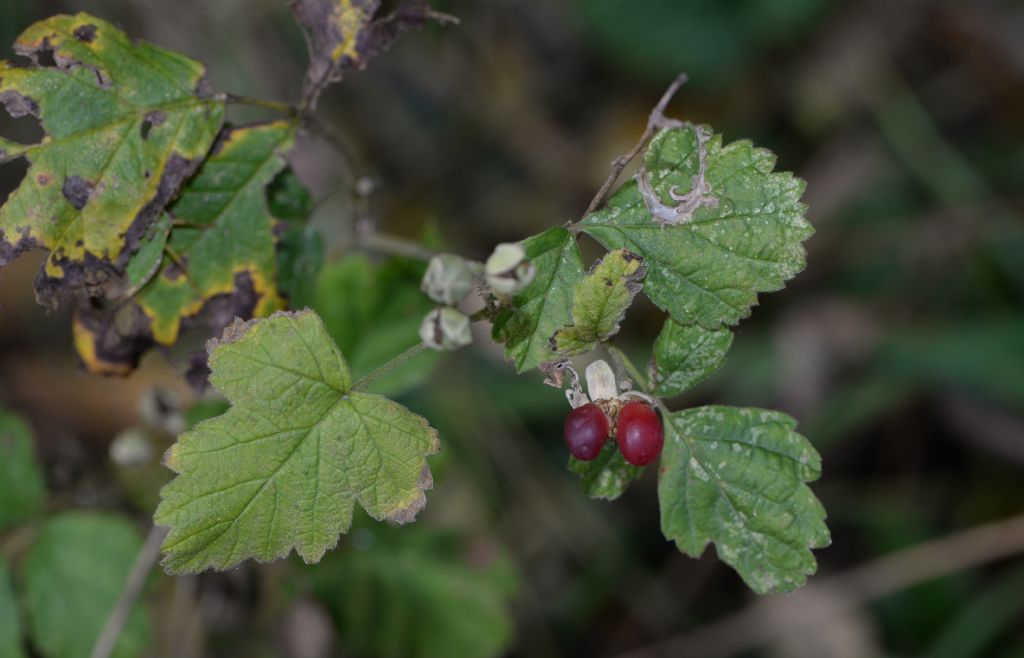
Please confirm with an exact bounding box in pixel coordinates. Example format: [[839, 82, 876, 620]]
[[292, 0, 452, 107], [155, 310, 440, 573], [0, 13, 225, 304]]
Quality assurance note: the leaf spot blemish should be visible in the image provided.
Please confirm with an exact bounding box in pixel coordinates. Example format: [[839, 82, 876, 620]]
[[140, 111, 166, 140], [73, 24, 98, 42], [62, 176, 93, 211]]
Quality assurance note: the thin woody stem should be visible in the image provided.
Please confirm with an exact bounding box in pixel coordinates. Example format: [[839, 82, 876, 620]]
[[579, 72, 689, 219], [223, 93, 299, 117], [89, 525, 168, 658]]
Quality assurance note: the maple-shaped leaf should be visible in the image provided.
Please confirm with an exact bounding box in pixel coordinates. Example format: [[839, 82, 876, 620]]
[[552, 248, 646, 356], [491, 227, 584, 373], [581, 126, 812, 330], [0, 13, 224, 304], [155, 310, 440, 574], [72, 121, 298, 375], [659, 406, 830, 594], [649, 319, 733, 397]]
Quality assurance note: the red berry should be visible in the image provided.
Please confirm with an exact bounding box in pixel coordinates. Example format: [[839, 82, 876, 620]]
[[616, 401, 664, 466], [564, 403, 610, 461]]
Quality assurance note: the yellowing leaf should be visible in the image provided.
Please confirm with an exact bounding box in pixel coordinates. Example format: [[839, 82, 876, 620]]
[[155, 310, 440, 574], [73, 121, 299, 375], [134, 121, 296, 345], [0, 13, 224, 304], [553, 248, 646, 356]]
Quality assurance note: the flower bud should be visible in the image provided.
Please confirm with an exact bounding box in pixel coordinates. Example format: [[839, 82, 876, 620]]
[[485, 242, 536, 296], [421, 253, 479, 305], [419, 307, 472, 351]]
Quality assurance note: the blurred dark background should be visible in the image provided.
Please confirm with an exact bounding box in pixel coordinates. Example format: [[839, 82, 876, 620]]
[[1, 0, 1023, 656]]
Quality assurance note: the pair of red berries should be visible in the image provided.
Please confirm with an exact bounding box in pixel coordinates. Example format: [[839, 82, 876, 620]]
[[564, 401, 664, 466]]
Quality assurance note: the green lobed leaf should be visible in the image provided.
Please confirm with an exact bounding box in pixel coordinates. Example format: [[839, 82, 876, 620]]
[[568, 442, 643, 501], [649, 319, 733, 397], [0, 13, 225, 304], [553, 248, 646, 356], [310, 525, 517, 658], [491, 227, 584, 372], [581, 126, 812, 330], [659, 406, 829, 594], [0, 409, 45, 532], [155, 309, 440, 574], [0, 560, 25, 658], [23, 512, 150, 658], [314, 254, 439, 397]]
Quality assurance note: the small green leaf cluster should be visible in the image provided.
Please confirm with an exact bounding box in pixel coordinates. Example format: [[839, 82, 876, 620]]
[[488, 124, 828, 593]]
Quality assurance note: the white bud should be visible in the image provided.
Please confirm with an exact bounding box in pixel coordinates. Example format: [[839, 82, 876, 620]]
[[585, 359, 618, 401], [419, 307, 473, 351], [485, 242, 536, 296], [421, 253, 479, 305]]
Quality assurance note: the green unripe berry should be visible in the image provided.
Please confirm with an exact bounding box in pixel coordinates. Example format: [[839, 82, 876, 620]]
[[419, 307, 473, 351]]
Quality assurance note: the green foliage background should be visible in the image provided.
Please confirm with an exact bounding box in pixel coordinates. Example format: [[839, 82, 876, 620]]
[[0, 0, 1022, 656]]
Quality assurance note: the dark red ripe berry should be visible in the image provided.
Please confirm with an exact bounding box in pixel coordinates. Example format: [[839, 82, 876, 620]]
[[564, 403, 610, 461], [616, 401, 664, 466]]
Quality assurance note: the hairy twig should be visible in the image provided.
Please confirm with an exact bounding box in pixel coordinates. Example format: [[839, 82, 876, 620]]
[[616, 512, 1024, 658], [351, 231, 438, 262], [581, 73, 689, 218], [351, 343, 428, 392], [89, 524, 167, 658]]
